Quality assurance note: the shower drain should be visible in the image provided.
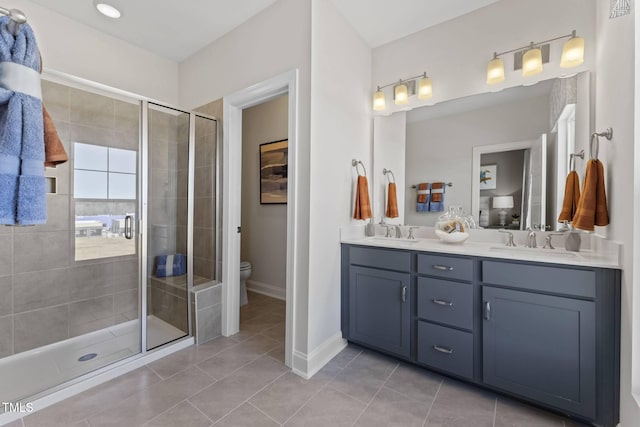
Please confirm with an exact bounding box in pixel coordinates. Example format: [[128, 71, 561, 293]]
[[78, 353, 98, 362]]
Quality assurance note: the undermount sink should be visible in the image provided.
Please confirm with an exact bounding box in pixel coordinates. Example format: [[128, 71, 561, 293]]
[[489, 246, 579, 259], [368, 237, 422, 244]]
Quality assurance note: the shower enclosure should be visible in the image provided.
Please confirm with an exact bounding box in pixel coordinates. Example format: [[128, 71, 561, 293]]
[[0, 75, 219, 405]]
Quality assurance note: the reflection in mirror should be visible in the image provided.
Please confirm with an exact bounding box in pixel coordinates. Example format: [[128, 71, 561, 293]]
[[402, 72, 590, 231]]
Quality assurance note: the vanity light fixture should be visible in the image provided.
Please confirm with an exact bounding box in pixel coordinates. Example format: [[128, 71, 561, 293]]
[[93, 0, 122, 19], [372, 72, 432, 111], [486, 30, 585, 85]]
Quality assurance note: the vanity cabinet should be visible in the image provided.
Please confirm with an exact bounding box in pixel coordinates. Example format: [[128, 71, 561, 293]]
[[343, 247, 412, 359], [341, 243, 621, 427]]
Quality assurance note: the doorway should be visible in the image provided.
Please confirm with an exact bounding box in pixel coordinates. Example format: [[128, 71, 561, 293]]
[[222, 70, 298, 368]]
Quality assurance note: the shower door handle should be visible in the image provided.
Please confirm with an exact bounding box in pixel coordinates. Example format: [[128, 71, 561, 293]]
[[124, 215, 134, 240]]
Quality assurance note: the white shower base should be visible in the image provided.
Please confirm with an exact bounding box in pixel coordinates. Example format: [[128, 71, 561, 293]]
[[0, 316, 185, 404]]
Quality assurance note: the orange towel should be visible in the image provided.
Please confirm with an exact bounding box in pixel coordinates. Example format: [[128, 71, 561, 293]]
[[385, 182, 399, 218], [573, 159, 609, 231], [43, 106, 68, 167], [417, 183, 429, 203], [557, 171, 581, 223], [431, 182, 444, 202], [353, 176, 372, 220]]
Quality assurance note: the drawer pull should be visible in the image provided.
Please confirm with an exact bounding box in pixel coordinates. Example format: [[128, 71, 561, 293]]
[[433, 345, 454, 354], [433, 264, 454, 271], [401, 286, 407, 303], [485, 301, 491, 320], [432, 299, 453, 307]]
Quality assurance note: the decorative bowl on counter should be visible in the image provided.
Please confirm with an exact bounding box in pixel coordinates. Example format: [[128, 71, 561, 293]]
[[434, 206, 476, 244], [435, 229, 470, 243]]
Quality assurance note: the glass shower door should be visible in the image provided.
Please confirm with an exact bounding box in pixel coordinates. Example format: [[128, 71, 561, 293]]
[[145, 103, 191, 350]]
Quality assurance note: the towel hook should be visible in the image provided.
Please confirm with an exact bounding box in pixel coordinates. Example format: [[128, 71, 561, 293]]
[[382, 168, 396, 183], [0, 7, 27, 36], [352, 159, 367, 177], [589, 128, 613, 160], [569, 150, 584, 172]]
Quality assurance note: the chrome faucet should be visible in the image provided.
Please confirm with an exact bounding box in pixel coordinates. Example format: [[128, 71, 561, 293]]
[[383, 225, 393, 238], [394, 225, 403, 238], [408, 226, 419, 240], [525, 227, 537, 248], [498, 229, 516, 247], [543, 233, 564, 249]]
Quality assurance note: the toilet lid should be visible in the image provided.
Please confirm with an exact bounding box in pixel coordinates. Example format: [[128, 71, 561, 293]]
[[240, 261, 251, 270]]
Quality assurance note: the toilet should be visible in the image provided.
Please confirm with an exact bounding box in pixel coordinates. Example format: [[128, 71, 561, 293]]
[[239, 261, 251, 306]]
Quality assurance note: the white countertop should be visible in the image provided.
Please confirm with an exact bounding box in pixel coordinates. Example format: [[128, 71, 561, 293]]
[[340, 226, 621, 270]]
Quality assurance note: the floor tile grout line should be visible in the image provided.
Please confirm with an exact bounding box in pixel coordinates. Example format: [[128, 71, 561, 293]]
[[188, 398, 218, 426], [422, 378, 443, 427], [492, 397, 498, 427], [246, 400, 284, 426], [351, 363, 400, 426], [280, 349, 362, 425], [210, 370, 289, 426]]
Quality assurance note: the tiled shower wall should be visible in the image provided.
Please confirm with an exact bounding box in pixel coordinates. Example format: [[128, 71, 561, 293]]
[[0, 81, 140, 358]]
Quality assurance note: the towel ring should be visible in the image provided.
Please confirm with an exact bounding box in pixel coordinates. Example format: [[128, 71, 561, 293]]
[[589, 128, 613, 160], [382, 168, 396, 183], [352, 159, 367, 177], [569, 150, 584, 171]]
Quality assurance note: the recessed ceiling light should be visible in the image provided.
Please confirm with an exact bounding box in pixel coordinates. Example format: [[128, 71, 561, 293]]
[[94, 1, 121, 19]]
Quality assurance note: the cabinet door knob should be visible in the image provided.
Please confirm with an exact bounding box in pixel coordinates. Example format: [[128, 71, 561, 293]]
[[433, 345, 453, 354], [432, 299, 453, 307], [433, 264, 454, 271], [484, 301, 491, 320], [401, 286, 407, 303]]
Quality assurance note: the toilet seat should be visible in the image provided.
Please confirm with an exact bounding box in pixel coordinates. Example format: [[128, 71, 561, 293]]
[[240, 261, 251, 270]]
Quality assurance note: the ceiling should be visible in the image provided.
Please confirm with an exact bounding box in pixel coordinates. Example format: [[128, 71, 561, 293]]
[[27, 0, 500, 62]]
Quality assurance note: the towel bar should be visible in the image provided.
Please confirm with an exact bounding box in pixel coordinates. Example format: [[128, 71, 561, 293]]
[[412, 182, 453, 189]]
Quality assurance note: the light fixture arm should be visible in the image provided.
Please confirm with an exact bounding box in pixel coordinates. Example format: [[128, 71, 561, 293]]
[[376, 72, 428, 90], [492, 30, 577, 58]]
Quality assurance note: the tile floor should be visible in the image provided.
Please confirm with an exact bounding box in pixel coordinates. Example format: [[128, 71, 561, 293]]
[[9, 292, 587, 427]]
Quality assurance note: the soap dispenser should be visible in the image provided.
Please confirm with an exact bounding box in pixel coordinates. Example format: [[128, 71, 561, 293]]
[[563, 222, 582, 252], [365, 218, 376, 236]]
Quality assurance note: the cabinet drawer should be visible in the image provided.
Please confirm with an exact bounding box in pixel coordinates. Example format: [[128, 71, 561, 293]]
[[349, 246, 411, 272], [417, 321, 473, 379], [417, 278, 473, 330], [482, 261, 595, 298], [418, 254, 473, 281]]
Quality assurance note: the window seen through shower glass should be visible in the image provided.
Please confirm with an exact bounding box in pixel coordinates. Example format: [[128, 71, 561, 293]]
[[73, 142, 138, 261]]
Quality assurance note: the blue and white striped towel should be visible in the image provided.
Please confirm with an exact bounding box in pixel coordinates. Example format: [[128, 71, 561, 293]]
[[155, 254, 186, 277]]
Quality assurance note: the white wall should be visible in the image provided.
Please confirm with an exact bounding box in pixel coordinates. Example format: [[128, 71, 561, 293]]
[[373, 114, 406, 224], [594, 1, 639, 425], [307, 0, 372, 352], [372, 0, 596, 116], [179, 0, 313, 354], [404, 94, 550, 226], [12, 0, 178, 103], [241, 95, 289, 296]]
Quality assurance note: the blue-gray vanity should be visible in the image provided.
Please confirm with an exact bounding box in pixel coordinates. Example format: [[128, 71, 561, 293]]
[[341, 242, 620, 427]]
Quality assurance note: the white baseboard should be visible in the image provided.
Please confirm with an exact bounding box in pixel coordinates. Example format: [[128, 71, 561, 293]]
[[291, 331, 347, 380], [0, 338, 194, 426], [246, 280, 286, 301]]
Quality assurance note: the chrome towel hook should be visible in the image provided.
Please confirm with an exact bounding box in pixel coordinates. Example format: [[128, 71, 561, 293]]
[[352, 159, 367, 177], [382, 168, 396, 183]]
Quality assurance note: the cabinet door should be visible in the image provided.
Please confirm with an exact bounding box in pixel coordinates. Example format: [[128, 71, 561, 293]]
[[349, 266, 411, 358], [483, 287, 596, 419]]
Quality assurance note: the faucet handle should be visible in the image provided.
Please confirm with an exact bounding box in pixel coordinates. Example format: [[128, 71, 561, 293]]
[[408, 226, 419, 240], [543, 233, 564, 249], [498, 229, 516, 247], [383, 225, 393, 238]]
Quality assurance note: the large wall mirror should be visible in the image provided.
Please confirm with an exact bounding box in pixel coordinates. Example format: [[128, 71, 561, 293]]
[[381, 72, 591, 232]]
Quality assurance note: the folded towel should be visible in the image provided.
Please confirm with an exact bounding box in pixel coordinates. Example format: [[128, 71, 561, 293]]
[[43, 106, 67, 167], [155, 254, 186, 277], [385, 182, 399, 218], [353, 175, 372, 220], [38, 53, 68, 168], [429, 182, 446, 212], [0, 17, 46, 225], [417, 182, 430, 212], [573, 159, 609, 231], [558, 170, 581, 223]]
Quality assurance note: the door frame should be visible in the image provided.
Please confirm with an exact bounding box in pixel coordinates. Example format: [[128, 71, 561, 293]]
[[222, 69, 299, 367]]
